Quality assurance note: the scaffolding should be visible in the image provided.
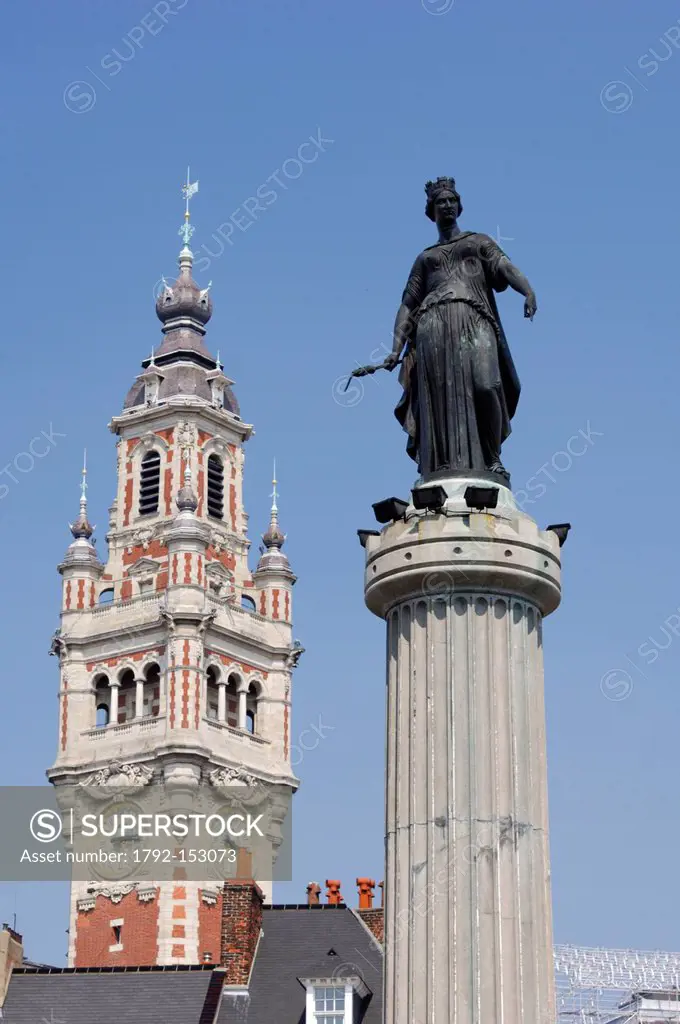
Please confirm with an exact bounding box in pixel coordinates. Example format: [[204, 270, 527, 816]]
[[555, 945, 680, 1022]]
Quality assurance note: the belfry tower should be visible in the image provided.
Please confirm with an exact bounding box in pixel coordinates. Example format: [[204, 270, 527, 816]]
[[48, 180, 300, 967]]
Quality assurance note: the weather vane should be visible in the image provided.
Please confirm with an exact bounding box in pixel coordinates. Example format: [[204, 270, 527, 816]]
[[271, 459, 278, 514], [80, 449, 87, 502], [179, 167, 199, 248]]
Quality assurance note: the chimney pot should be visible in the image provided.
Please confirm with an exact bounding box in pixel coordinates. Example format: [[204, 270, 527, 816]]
[[306, 882, 321, 906], [356, 878, 376, 909], [326, 880, 343, 905]]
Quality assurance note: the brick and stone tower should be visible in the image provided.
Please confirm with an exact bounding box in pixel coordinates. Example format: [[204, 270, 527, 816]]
[[47, 187, 300, 967]]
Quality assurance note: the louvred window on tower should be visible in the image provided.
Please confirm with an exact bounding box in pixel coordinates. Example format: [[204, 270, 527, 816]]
[[207, 454, 224, 518], [139, 450, 161, 516]]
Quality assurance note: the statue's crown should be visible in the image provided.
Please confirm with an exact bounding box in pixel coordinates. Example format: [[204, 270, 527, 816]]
[[425, 176, 457, 201]]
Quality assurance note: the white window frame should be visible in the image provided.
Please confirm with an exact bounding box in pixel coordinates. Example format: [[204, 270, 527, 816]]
[[109, 917, 124, 953], [300, 976, 370, 1024]]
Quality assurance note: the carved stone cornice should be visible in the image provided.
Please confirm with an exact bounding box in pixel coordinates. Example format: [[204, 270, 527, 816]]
[[79, 760, 154, 793], [77, 881, 158, 911], [208, 765, 258, 787]]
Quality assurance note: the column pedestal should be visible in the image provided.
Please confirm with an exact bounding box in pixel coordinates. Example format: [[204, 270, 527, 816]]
[[364, 480, 562, 1024]]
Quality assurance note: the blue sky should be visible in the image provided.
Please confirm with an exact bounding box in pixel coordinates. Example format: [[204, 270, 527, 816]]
[[2, 0, 680, 965]]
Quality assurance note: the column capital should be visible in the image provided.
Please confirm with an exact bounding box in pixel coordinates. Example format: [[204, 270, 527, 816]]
[[364, 502, 561, 619]]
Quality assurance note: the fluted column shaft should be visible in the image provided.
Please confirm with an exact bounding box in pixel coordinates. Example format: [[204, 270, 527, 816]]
[[364, 497, 561, 1024]]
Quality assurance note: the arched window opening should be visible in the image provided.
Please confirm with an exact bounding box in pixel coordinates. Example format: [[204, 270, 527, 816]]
[[94, 675, 110, 729], [98, 588, 114, 605], [117, 669, 135, 725], [206, 665, 220, 721], [144, 663, 161, 717], [241, 594, 256, 613], [207, 455, 224, 519], [139, 450, 161, 516], [246, 683, 259, 735]]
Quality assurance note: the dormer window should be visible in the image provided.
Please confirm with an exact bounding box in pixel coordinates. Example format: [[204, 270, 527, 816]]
[[139, 451, 161, 516], [301, 977, 370, 1023], [207, 454, 224, 519], [314, 986, 345, 1022]]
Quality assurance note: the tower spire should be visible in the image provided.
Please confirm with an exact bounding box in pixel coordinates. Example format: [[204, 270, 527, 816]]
[[70, 449, 93, 540], [271, 459, 278, 520], [262, 460, 285, 551]]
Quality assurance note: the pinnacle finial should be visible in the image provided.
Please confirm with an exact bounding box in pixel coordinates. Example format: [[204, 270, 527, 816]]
[[271, 459, 279, 518], [70, 449, 94, 540], [176, 460, 198, 513], [179, 167, 199, 253], [262, 460, 285, 550], [80, 449, 87, 505]]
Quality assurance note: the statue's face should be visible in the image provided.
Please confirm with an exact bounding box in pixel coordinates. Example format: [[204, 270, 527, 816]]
[[434, 190, 458, 225]]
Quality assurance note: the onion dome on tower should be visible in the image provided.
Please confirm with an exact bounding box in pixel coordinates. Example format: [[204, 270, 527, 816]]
[[256, 465, 293, 576], [58, 453, 104, 618], [61, 452, 102, 569], [122, 172, 239, 414]]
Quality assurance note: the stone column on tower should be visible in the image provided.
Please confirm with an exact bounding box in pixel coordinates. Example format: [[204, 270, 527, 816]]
[[363, 477, 562, 1024]]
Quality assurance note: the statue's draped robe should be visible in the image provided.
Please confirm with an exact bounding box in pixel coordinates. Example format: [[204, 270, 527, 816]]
[[395, 232, 520, 478]]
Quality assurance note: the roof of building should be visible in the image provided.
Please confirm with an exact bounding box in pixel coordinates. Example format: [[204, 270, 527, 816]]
[[1, 907, 383, 1024], [1, 965, 223, 1024], [216, 905, 383, 1024]]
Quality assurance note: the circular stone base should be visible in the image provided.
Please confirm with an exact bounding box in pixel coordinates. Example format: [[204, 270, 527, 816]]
[[364, 479, 562, 619]]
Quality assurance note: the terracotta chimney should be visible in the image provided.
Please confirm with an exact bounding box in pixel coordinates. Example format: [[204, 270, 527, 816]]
[[220, 881, 263, 984], [357, 878, 375, 909], [306, 882, 321, 906], [326, 880, 343, 905], [0, 924, 23, 1008], [356, 882, 385, 945]]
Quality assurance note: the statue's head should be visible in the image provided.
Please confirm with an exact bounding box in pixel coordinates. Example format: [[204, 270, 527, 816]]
[[425, 176, 463, 224]]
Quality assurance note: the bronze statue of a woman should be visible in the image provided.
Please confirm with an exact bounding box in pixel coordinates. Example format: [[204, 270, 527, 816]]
[[383, 177, 537, 485]]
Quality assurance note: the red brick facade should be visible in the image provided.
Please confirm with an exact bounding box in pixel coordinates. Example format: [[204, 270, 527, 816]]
[[198, 890, 223, 964], [357, 908, 385, 944], [74, 889, 160, 967]]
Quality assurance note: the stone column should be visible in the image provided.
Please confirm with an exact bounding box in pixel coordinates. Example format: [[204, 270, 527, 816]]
[[109, 679, 120, 725], [135, 677, 145, 719], [217, 680, 227, 723], [363, 480, 561, 1024], [237, 683, 248, 730]]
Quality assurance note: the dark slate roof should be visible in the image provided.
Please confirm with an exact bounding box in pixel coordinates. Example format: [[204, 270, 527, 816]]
[[2, 965, 223, 1024], [217, 906, 383, 1024]]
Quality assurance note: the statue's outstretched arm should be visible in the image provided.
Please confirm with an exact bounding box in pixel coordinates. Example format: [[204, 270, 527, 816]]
[[497, 259, 538, 320]]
